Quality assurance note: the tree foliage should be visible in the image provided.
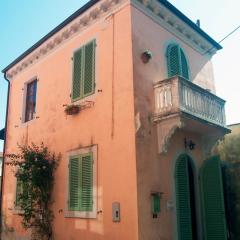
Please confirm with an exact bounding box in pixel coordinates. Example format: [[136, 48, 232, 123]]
[[213, 134, 240, 240], [6, 143, 60, 240]]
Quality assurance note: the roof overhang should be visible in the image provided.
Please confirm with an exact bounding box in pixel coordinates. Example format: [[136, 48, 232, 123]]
[[132, 0, 222, 55], [2, 0, 221, 76]]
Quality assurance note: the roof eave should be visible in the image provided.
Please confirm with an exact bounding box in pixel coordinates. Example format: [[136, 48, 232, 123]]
[[159, 0, 222, 50], [2, 0, 222, 74], [2, 0, 99, 74]]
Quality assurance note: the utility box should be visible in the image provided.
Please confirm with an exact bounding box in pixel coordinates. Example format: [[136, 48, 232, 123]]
[[112, 202, 120, 222]]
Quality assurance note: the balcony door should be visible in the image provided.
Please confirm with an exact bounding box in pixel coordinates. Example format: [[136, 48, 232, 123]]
[[199, 156, 228, 240], [175, 154, 198, 240], [175, 154, 228, 240]]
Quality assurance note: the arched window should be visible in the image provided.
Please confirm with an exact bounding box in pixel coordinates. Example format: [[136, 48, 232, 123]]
[[166, 44, 189, 80]]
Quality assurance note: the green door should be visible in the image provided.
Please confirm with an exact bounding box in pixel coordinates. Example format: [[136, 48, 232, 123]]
[[175, 154, 197, 240], [199, 156, 228, 240]]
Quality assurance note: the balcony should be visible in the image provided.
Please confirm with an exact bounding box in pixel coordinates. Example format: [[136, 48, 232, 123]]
[[153, 76, 230, 153]]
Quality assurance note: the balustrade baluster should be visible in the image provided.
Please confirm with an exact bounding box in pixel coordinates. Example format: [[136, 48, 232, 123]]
[[154, 77, 226, 127]]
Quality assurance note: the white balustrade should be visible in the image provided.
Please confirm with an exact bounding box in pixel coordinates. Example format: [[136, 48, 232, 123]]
[[154, 76, 226, 127]]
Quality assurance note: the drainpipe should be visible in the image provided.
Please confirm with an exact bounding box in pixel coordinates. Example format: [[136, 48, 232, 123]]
[[0, 72, 10, 238]]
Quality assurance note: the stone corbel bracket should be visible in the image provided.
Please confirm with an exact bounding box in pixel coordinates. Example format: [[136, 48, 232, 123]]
[[156, 116, 184, 154]]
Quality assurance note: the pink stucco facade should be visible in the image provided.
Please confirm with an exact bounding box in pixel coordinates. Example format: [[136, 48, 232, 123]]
[[2, 2, 139, 240], [2, 0, 228, 239]]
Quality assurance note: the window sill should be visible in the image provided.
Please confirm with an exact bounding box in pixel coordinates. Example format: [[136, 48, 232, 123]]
[[64, 210, 97, 219], [12, 208, 24, 215], [71, 91, 96, 105], [20, 115, 39, 127]]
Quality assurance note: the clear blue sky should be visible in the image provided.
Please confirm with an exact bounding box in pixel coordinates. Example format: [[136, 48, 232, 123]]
[[0, 0, 240, 151]]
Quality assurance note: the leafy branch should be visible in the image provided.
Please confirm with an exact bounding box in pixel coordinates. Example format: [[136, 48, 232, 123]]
[[6, 143, 60, 240]]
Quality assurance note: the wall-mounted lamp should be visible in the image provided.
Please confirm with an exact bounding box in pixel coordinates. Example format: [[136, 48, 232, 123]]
[[184, 138, 196, 150], [141, 50, 152, 63], [151, 191, 163, 218]]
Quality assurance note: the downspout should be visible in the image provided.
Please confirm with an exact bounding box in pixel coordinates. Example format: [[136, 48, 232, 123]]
[[0, 72, 10, 238]]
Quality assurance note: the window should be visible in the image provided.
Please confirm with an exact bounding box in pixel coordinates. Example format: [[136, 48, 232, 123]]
[[72, 39, 96, 101], [25, 79, 37, 122], [166, 44, 189, 80], [15, 178, 23, 209], [66, 146, 97, 218]]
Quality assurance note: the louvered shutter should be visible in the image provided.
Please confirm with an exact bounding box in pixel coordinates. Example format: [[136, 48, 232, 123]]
[[80, 153, 93, 211], [72, 48, 83, 101], [69, 157, 81, 211], [167, 44, 180, 78], [175, 154, 193, 240], [83, 40, 95, 97], [180, 49, 189, 80], [15, 178, 22, 207], [199, 156, 227, 240]]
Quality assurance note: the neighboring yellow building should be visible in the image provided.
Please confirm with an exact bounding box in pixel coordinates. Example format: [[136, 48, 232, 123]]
[[0, 152, 2, 176], [228, 123, 240, 135], [1, 0, 230, 239]]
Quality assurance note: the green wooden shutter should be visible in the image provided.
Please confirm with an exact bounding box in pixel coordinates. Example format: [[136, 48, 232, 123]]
[[72, 48, 83, 101], [175, 154, 193, 240], [180, 49, 189, 80], [199, 156, 227, 240], [80, 153, 93, 211], [167, 44, 180, 78], [167, 44, 190, 80], [83, 40, 95, 97], [69, 157, 81, 211], [15, 178, 23, 207]]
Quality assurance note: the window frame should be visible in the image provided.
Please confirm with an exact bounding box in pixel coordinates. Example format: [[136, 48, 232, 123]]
[[22, 77, 38, 123], [65, 145, 97, 219], [15, 177, 22, 209], [13, 177, 24, 214]]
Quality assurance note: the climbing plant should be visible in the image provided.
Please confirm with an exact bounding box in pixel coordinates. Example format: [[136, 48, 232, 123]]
[[6, 143, 60, 240]]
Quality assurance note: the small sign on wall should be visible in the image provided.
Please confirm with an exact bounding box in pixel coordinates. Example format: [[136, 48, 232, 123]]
[[112, 202, 120, 222]]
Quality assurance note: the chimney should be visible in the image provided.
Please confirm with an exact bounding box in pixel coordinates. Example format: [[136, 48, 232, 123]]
[[196, 19, 200, 27]]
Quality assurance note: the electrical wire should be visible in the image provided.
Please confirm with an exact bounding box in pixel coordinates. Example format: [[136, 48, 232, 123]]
[[205, 24, 240, 54]]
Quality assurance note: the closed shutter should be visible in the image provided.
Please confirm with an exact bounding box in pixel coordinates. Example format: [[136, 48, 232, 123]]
[[83, 40, 95, 97], [72, 48, 83, 101], [175, 154, 193, 240], [167, 44, 180, 78], [69, 153, 93, 212], [199, 156, 227, 240], [167, 44, 190, 80], [80, 153, 93, 211], [180, 49, 189, 80], [69, 157, 81, 211], [72, 39, 95, 101], [15, 178, 23, 207]]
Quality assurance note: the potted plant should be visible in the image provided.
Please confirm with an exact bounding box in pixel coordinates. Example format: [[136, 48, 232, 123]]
[[64, 104, 80, 115]]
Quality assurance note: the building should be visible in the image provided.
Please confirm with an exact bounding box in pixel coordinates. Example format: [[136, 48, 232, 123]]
[[0, 129, 4, 141], [1, 0, 230, 239], [0, 152, 2, 177], [228, 123, 240, 135]]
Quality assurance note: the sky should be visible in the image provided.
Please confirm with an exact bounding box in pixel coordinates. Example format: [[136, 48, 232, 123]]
[[0, 0, 240, 151]]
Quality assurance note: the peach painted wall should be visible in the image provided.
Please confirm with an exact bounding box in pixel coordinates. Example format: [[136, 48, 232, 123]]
[[2, 3, 139, 240], [131, 5, 217, 240], [131, 5, 216, 94]]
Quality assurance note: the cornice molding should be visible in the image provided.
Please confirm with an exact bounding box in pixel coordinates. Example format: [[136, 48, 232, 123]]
[[6, 0, 127, 80], [131, 0, 217, 57]]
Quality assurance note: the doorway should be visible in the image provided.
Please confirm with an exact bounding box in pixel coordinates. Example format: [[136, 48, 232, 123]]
[[175, 154, 198, 240]]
